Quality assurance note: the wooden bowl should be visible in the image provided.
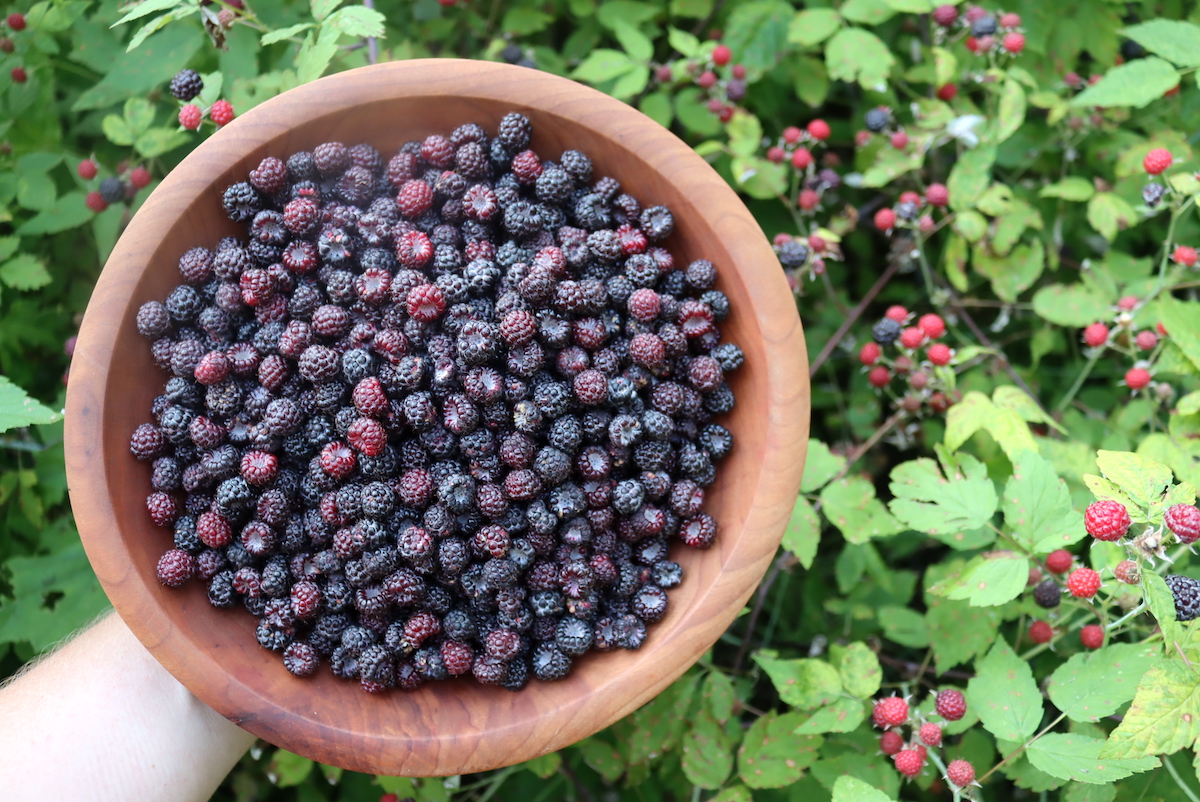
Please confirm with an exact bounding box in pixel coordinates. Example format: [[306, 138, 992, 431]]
[[64, 59, 809, 777]]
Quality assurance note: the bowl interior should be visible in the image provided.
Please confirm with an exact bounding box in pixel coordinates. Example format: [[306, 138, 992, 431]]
[[65, 60, 808, 777]]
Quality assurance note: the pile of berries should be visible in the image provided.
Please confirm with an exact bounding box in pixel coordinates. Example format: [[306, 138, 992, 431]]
[[859, 306, 958, 414], [130, 112, 741, 693], [872, 689, 975, 789], [169, 69, 236, 132]]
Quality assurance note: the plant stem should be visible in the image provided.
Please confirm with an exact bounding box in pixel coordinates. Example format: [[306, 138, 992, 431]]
[[808, 262, 900, 377], [1054, 348, 1101, 413], [977, 712, 1067, 784], [1165, 752, 1200, 802], [362, 0, 378, 64], [1153, 195, 1197, 300]]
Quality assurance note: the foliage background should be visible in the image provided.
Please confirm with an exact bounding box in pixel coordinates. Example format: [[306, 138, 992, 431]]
[[7, 0, 1200, 799]]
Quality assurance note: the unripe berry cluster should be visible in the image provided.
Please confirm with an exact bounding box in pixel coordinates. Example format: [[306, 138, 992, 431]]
[[859, 306, 958, 415], [872, 689, 972, 786], [871, 188, 948, 238], [170, 69, 236, 133], [655, 43, 746, 124]]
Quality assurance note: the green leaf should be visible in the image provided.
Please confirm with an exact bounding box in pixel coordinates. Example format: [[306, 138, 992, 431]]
[[783, 495, 821, 570], [270, 750, 314, 787], [1003, 451, 1084, 552], [754, 651, 842, 709], [671, 0, 712, 17], [1070, 57, 1180, 108], [135, 127, 189, 158], [942, 554, 1030, 607], [710, 787, 753, 802], [1032, 283, 1114, 327], [1041, 177, 1095, 201], [610, 19, 653, 62], [888, 457, 998, 541], [794, 698, 866, 734], [837, 642, 881, 698], [0, 537, 109, 651], [1144, 573, 1183, 651], [522, 752, 561, 778], [824, 27, 895, 89], [838, 0, 894, 26], [1180, 391, 1200, 416], [682, 710, 733, 789], [703, 670, 736, 724], [501, 7, 553, 35], [0, 254, 51, 291], [976, 183, 1013, 216], [819, 476, 903, 544], [860, 146, 925, 188], [1027, 734, 1158, 784], [1094, 450, 1172, 511], [0, 237, 17, 264], [111, 0, 183, 27], [791, 55, 830, 107], [260, 23, 313, 45], [327, 5, 386, 38], [1122, 20, 1200, 68], [1064, 781, 1116, 802], [1159, 296, 1200, 375], [596, 1, 659, 29], [295, 30, 340, 85], [639, 91, 672, 128], [737, 712, 823, 789], [926, 596, 1000, 672], [953, 210, 987, 243], [878, 605, 929, 648], [608, 66, 650, 101], [1087, 192, 1137, 242], [726, 112, 763, 157], [947, 144, 997, 210], [124, 97, 155, 133], [968, 638, 1044, 742], [946, 391, 1039, 460], [668, 26, 701, 57], [802, 439, 845, 492], [992, 78, 1026, 144], [573, 48, 637, 82], [578, 737, 624, 782], [1101, 659, 1200, 759], [0, 376, 60, 432], [724, 0, 793, 76], [311, 0, 344, 22], [788, 8, 840, 46], [994, 386, 1064, 435], [832, 775, 897, 802], [72, 25, 203, 111], [974, 240, 1045, 303], [1047, 643, 1161, 723], [102, 113, 134, 146]]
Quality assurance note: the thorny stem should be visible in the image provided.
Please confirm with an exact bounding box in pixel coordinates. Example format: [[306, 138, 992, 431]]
[[976, 711, 1068, 784], [808, 262, 901, 377], [925, 750, 969, 802], [1165, 752, 1200, 802]]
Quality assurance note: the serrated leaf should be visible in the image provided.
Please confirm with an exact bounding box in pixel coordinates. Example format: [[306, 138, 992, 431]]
[[1047, 643, 1160, 722], [1100, 659, 1200, 759], [522, 752, 561, 778], [311, 0, 344, 21], [860, 146, 925, 188], [737, 712, 822, 789], [976, 183, 1013, 216], [788, 8, 840, 46], [754, 651, 842, 710], [1144, 572, 1183, 651], [946, 390, 1039, 460], [1027, 734, 1158, 784], [783, 495, 821, 570], [1087, 192, 1137, 242], [825, 27, 895, 89], [953, 211, 987, 244], [730, 155, 786, 199], [943, 554, 1030, 607], [992, 78, 1026, 144], [608, 65, 650, 100], [668, 26, 701, 57], [610, 19, 653, 62], [1064, 781, 1116, 802], [112, 0, 183, 27], [1160, 296, 1200, 376], [1041, 177, 1095, 201], [726, 112, 763, 157], [328, 5, 386, 38], [995, 386, 1065, 434], [295, 31, 340, 85], [838, 0, 894, 25], [261, 23, 313, 45], [1122, 19, 1200, 68], [0, 537, 109, 651], [0, 376, 60, 432], [832, 775, 896, 802], [801, 439, 845, 492], [947, 144, 997, 210], [1071, 57, 1180, 108], [578, 737, 624, 782], [837, 643, 881, 698], [794, 698, 866, 734], [270, 750, 314, 787], [888, 457, 998, 538], [926, 598, 1000, 672], [135, 126, 189, 158], [0, 254, 51, 291], [682, 710, 733, 789], [975, 240, 1045, 303], [573, 48, 637, 82], [1003, 451, 1083, 551], [999, 737, 1066, 791], [711, 786, 753, 802], [102, 113, 135, 146], [1095, 450, 1172, 511], [879, 605, 928, 648], [968, 638, 1044, 742], [1032, 283, 1114, 327], [501, 7, 553, 35], [820, 476, 903, 544], [724, 0, 793, 76], [703, 670, 736, 724]]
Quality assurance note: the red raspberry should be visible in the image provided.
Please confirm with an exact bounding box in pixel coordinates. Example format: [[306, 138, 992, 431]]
[[179, 104, 202, 130], [290, 580, 321, 618], [1084, 500, 1131, 541], [1080, 624, 1104, 650], [859, 342, 882, 365], [396, 179, 434, 217], [918, 722, 942, 747], [1125, 367, 1152, 390], [441, 640, 474, 675], [511, 150, 543, 184], [872, 696, 909, 728], [1083, 322, 1109, 348], [783, 126, 803, 144], [935, 689, 966, 720], [918, 314, 945, 339], [404, 611, 442, 648], [77, 159, 98, 180], [1045, 549, 1073, 574], [1136, 330, 1158, 350], [946, 759, 975, 787], [11, 66, 26, 83], [1114, 560, 1141, 584], [1165, 504, 1200, 544], [791, 147, 813, 170], [899, 327, 925, 349], [925, 183, 949, 207], [893, 749, 924, 777], [156, 549, 195, 587], [320, 441, 356, 479], [421, 134, 454, 168], [406, 283, 446, 322], [712, 43, 732, 67], [855, 129, 872, 148], [808, 235, 826, 252], [868, 366, 891, 388], [1003, 32, 1025, 53], [347, 417, 387, 457], [85, 191, 108, 213], [130, 166, 152, 189], [891, 131, 909, 149], [352, 377, 389, 416], [807, 119, 831, 141], [1067, 567, 1101, 598], [879, 730, 904, 755], [7, 12, 26, 30], [210, 99, 235, 126], [574, 369, 608, 405], [874, 207, 897, 231], [193, 350, 230, 385], [240, 450, 278, 486], [146, 492, 177, 527], [936, 83, 957, 100], [932, 4, 958, 25], [1174, 245, 1198, 267], [1144, 148, 1174, 175], [1028, 620, 1053, 644], [628, 288, 661, 322]]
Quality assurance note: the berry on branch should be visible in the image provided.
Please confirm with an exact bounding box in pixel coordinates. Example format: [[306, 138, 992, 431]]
[[1067, 568, 1101, 598], [1084, 499, 1131, 541]]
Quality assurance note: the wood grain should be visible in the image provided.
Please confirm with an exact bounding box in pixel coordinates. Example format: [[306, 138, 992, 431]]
[[63, 59, 809, 777]]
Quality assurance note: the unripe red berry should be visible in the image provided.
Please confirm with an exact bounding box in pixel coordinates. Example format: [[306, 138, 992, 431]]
[[874, 208, 897, 231], [1083, 322, 1109, 348], [899, 327, 925, 349], [85, 191, 108, 213], [130, 166, 152, 189], [1084, 499, 1131, 541], [210, 99, 235, 126], [873, 696, 909, 728], [11, 66, 26, 83], [1003, 32, 1025, 53], [860, 342, 882, 365], [1165, 504, 1200, 544], [1028, 620, 1053, 643], [868, 366, 891, 388], [1125, 367, 1152, 390], [697, 70, 716, 89], [885, 305, 909, 323], [782, 126, 802, 144], [179, 104, 203, 130], [1045, 549, 1073, 574], [798, 188, 820, 210], [893, 749, 924, 777], [1173, 245, 1198, 267], [807, 119, 831, 141], [918, 313, 945, 339], [7, 13, 25, 30], [880, 730, 904, 755], [1144, 148, 1174, 175], [935, 688, 966, 720], [655, 65, 673, 82], [936, 83, 957, 100], [712, 43, 732, 66], [891, 131, 909, 149], [925, 183, 949, 207], [1114, 559, 1141, 584], [918, 722, 942, 747], [808, 234, 826, 252], [1080, 624, 1104, 650], [1136, 330, 1158, 350], [932, 4, 958, 26], [791, 146, 813, 170], [77, 159, 98, 180], [766, 146, 785, 163], [946, 759, 975, 787], [1066, 567, 1101, 598]]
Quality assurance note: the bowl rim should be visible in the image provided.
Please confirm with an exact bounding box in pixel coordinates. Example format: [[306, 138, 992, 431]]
[[64, 58, 809, 776]]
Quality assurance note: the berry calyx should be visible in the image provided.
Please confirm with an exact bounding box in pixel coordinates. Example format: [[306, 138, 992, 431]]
[[1084, 500, 1131, 541], [1173, 245, 1198, 267], [1080, 624, 1104, 650], [935, 688, 966, 720], [77, 159, 98, 180], [210, 99, 235, 127], [1083, 322, 1109, 348], [1165, 504, 1200, 544], [1067, 567, 1101, 598], [179, 104, 203, 130], [946, 759, 975, 788], [1045, 549, 1073, 574], [1125, 367, 1152, 390], [893, 749, 924, 777], [1028, 620, 1053, 644], [1144, 148, 1174, 175], [872, 695, 909, 728]]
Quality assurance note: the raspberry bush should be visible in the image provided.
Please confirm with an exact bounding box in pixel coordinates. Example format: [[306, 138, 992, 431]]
[[7, 0, 1200, 800]]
